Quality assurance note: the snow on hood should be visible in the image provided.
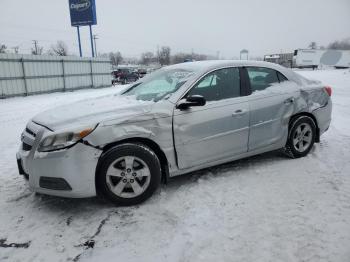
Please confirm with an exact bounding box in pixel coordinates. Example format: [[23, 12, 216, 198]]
[[32, 94, 154, 131]]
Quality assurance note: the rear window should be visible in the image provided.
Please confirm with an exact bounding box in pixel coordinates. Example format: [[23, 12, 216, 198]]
[[247, 67, 289, 93], [247, 67, 279, 92]]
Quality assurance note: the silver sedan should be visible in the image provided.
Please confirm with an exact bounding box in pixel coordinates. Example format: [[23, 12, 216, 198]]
[[17, 60, 332, 205]]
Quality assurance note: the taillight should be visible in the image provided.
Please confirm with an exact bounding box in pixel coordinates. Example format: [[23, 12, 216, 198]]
[[324, 86, 332, 96]]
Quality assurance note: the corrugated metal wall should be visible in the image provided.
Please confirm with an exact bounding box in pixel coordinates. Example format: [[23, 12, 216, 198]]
[[0, 53, 111, 98]]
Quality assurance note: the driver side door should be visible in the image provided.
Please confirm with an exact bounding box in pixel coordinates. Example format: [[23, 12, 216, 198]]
[[173, 67, 250, 169]]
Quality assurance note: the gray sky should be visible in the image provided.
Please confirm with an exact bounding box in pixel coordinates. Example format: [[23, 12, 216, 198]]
[[1, 0, 349, 58]]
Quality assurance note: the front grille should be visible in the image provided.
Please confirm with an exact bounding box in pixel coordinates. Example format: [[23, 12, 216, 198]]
[[25, 127, 36, 137], [22, 142, 32, 151]]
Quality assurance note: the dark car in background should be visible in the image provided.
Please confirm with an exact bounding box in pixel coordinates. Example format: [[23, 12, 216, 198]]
[[138, 68, 147, 78], [112, 68, 139, 85]]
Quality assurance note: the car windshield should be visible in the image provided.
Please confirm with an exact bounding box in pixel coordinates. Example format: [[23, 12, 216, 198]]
[[122, 68, 195, 101]]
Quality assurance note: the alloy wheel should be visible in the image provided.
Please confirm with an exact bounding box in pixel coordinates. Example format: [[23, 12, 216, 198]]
[[106, 156, 151, 198], [292, 123, 313, 153]]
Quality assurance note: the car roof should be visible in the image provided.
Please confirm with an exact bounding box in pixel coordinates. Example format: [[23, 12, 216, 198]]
[[165, 60, 302, 84], [167, 60, 280, 70]]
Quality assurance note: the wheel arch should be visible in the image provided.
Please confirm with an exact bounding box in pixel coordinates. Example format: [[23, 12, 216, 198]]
[[96, 137, 170, 187], [289, 112, 320, 142]]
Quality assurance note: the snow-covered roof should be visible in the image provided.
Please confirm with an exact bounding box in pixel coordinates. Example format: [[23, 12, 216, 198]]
[[168, 60, 281, 69], [165, 60, 302, 84]]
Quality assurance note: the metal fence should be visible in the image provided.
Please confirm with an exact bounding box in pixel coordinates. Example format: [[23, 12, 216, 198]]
[[0, 53, 112, 98]]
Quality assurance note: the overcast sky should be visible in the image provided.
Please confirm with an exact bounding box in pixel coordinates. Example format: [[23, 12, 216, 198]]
[[1, 0, 349, 58]]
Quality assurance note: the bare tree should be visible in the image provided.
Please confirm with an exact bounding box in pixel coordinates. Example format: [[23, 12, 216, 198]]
[[308, 41, 317, 49], [50, 41, 69, 56], [140, 52, 154, 65], [123, 56, 138, 65], [158, 46, 171, 66], [171, 53, 192, 64], [0, 44, 7, 53], [109, 52, 123, 66], [328, 38, 350, 50]]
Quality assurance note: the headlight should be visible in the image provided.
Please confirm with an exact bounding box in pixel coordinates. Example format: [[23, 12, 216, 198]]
[[38, 126, 96, 152]]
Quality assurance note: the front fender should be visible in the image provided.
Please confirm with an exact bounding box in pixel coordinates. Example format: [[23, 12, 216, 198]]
[[85, 115, 180, 175], [86, 122, 155, 147]]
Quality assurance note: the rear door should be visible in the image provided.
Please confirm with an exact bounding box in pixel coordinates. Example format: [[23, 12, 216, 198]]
[[173, 67, 250, 169], [243, 67, 298, 151]]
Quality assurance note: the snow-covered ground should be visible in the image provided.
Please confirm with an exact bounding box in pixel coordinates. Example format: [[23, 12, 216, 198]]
[[0, 69, 350, 262]]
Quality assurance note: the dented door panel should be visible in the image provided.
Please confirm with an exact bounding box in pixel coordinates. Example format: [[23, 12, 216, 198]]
[[173, 98, 249, 169], [247, 91, 299, 151]]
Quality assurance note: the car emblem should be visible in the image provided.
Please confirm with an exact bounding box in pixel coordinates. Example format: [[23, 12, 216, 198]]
[[21, 133, 25, 141]]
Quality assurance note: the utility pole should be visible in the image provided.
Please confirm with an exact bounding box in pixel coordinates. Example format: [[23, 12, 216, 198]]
[[157, 45, 160, 64], [32, 40, 38, 55], [93, 35, 98, 57]]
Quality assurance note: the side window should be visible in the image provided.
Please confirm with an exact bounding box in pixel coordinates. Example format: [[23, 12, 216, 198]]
[[196, 74, 217, 88], [187, 67, 240, 101], [277, 71, 288, 82], [246, 67, 279, 93]]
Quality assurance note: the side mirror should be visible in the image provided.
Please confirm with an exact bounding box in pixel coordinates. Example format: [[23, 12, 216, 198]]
[[176, 95, 206, 110]]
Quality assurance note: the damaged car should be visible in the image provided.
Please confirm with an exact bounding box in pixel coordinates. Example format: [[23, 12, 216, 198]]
[[17, 61, 332, 205]]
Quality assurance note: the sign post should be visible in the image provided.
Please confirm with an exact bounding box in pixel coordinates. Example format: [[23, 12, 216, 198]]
[[76, 26, 82, 57], [68, 0, 97, 57], [89, 25, 94, 57]]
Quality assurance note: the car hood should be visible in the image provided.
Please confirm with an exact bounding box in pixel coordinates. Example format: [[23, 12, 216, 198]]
[[32, 94, 155, 131]]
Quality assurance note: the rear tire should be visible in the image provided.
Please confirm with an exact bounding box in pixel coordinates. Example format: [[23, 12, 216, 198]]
[[96, 143, 161, 206], [285, 116, 316, 158]]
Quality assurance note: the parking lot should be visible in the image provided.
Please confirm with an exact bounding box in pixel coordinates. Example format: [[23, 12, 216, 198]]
[[0, 69, 350, 262]]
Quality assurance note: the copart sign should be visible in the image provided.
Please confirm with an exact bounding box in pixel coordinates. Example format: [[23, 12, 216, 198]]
[[69, 0, 97, 26]]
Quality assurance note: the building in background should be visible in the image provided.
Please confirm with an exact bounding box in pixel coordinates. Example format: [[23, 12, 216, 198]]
[[264, 52, 294, 68]]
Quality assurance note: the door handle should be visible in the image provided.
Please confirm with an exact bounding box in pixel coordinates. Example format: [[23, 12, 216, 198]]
[[232, 109, 246, 117], [284, 98, 294, 104]]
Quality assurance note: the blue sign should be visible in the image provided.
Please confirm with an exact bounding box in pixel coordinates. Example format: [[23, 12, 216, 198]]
[[69, 0, 97, 26]]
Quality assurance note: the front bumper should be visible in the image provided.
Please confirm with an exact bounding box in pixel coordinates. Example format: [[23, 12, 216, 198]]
[[17, 122, 102, 198]]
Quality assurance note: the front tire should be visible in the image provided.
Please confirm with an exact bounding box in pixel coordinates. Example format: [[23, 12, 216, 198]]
[[285, 116, 316, 158], [96, 143, 161, 206]]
